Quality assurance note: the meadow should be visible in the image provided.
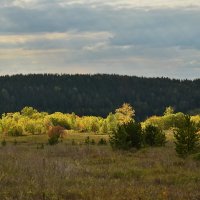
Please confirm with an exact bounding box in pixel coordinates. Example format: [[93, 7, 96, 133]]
[[0, 132, 200, 200]]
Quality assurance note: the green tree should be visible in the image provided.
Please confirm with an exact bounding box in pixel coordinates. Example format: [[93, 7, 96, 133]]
[[174, 115, 200, 157], [143, 124, 166, 146], [110, 125, 130, 150], [110, 121, 142, 150]]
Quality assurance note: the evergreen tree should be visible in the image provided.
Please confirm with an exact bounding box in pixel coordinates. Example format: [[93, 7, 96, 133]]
[[174, 115, 200, 157], [110, 121, 142, 150], [143, 124, 166, 146]]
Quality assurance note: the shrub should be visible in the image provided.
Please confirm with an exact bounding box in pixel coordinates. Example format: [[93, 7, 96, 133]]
[[174, 115, 200, 157], [47, 126, 64, 145], [110, 125, 129, 150], [84, 136, 90, 145], [143, 124, 166, 146], [49, 113, 70, 129], [124, 121, 142, 149], [98, 138, 107, 145], [110, 121, 142, 150], [7, 125, 23, 136]]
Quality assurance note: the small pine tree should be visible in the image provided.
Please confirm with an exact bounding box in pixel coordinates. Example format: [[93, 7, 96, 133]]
[[110, 121, 142, 150], [124, 121, 142, 149], [98, 138, 107, 145], [174, 115, 200, 157], [144, 124, 166, 147], [84, 136, 90, 145], [110, 125, 130, 150]]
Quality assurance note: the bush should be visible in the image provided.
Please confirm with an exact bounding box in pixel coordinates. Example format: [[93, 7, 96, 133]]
[[84, 136, 96, 145], [98, 138, 107, 145], [7, 125, 23, 136], [47, 126, 64, 145], [143, 124, 166, 146], [174, 115, 200, 157], [110, 121, 142, 150], [84, 136, 90, 145], [110, 125, 129, 150]]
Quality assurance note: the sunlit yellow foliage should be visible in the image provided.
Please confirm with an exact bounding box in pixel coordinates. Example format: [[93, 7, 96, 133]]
[[115, 103, 135, 125], [143, 112, 185, 130], [191, 115, 200, 129]]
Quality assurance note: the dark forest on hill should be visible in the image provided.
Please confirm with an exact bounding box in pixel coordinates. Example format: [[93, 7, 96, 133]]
[[0, 74, 199, 120]]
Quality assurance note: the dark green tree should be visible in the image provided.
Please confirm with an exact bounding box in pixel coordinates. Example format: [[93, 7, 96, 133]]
[[143, 124, 166, 146], [110, 125, 130, 150], [174, 115, 200, 157], [110, 121, 142, 150]]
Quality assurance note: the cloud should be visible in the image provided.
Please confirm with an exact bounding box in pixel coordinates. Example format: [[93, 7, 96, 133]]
[[0, 0, 200, 79]]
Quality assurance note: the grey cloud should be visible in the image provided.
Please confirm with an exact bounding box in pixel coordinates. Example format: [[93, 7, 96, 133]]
[[1, 5, 200, 50], [0, 1, 200, 79]]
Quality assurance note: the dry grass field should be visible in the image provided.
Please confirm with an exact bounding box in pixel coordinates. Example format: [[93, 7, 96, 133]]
[[0, 133, 200, 200]]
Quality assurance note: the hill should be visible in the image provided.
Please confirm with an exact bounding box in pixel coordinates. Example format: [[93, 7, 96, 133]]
[[0, 74, 199, 120]]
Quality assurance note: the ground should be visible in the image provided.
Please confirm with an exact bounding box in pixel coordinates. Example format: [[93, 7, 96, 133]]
[[0, 132, 200, 200]]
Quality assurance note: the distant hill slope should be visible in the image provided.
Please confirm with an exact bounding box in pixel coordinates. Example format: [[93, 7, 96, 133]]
[[0, 74, 199, 120]]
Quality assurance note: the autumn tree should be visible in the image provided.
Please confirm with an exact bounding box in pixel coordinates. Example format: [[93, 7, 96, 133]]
[[115, 103, 135, 125]]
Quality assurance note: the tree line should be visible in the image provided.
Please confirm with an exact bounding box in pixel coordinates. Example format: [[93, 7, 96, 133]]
[[0, 104, 200, 158], [0, 74, 200, 120]]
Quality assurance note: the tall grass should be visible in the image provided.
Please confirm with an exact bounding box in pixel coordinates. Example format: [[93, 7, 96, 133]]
[[0, 137, 200, 200]]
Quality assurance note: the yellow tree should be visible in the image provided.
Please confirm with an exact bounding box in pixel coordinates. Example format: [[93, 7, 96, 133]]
[[115, 103, 135, 125]]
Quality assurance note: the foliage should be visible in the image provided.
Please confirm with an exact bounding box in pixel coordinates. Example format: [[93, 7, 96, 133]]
[[110, 125, 129, 150], [143, 124, 166, 147], [115, 103, 135, 125], [164, 106, 174, 116], [105, 113, 118, 134], [48, 112, 71, 129], [98, 138, 107, 145], [143, 112, 185, 130], [174, 115, 200, 157], [110, 121, 142, 150], [124, 121, 142, 149], [191, 115, 200, 129], [47, 126, 64, 145]]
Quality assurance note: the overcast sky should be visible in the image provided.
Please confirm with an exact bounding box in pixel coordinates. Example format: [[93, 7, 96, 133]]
[[0, 0, 200, 79]]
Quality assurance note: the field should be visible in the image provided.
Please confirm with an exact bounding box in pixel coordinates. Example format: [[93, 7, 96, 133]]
[[0, 132, 200, 200]]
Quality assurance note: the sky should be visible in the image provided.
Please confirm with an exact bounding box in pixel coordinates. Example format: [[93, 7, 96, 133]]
[[0, 0, 200, 79]]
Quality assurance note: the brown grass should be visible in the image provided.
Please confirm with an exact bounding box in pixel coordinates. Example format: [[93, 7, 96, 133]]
[[0, 133, 200, 200]]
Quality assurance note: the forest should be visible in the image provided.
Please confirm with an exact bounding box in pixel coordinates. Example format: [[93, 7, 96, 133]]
[[0, 74, 200, 120]]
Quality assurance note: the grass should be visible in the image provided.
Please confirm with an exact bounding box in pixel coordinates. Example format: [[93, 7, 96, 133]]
[[0, 132, 200, 200]]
